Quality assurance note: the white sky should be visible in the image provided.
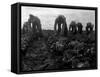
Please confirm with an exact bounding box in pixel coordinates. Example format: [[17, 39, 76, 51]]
[[21, 6, 95, 30]]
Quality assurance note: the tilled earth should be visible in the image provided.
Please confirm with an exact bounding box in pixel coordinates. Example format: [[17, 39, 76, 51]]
[[21, 31, 96, 72]]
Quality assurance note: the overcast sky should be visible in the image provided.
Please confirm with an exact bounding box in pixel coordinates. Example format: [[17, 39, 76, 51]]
[[21, 6, 95, 30]]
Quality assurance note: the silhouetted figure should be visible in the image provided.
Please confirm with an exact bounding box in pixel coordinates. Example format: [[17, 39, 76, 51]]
[[69, 21, 77, 34], [28, 14, 43, 37], [54, 15, 68, 36], [86, 22, 94, 34], [22, 21, 32, 34], [77, 22, 83, 34]]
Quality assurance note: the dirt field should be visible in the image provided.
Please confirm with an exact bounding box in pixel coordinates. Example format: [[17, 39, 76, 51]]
[[20, 30, 96, 72]]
